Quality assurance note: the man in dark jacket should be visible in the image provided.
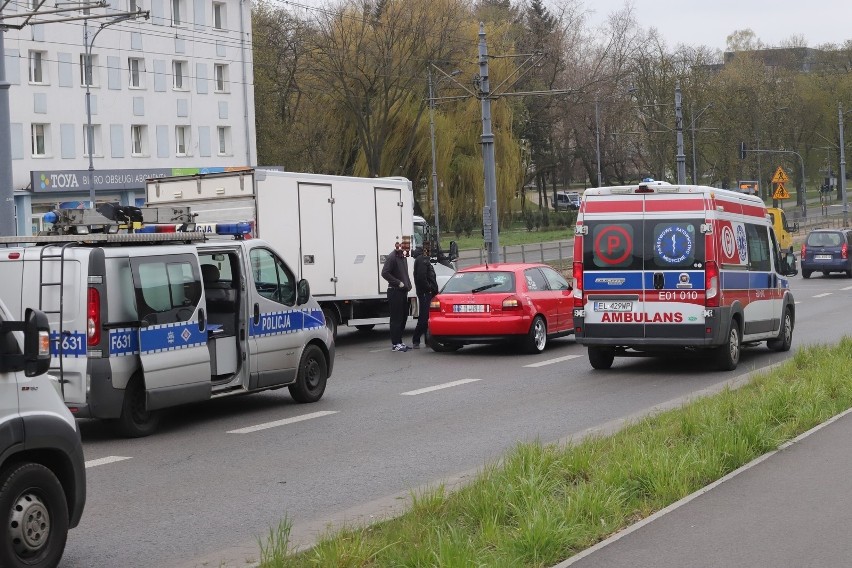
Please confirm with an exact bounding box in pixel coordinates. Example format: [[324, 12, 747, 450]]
[[411, 245, 439, 348], [381, 241, 413, 352]]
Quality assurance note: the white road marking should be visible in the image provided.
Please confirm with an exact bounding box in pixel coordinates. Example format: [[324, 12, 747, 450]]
[[813, 293, 832, 298], [227, 411, 338, 434], [370, 347, 392, 353], [401, 379, 480, 396], [85, 456, 131, 468], [841, 286, 852, 291], [524, 354, 583, 368], [795, 301, 802, 304]]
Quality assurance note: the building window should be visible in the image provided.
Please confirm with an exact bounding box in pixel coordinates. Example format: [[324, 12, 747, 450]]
[[131, 125, 147, 156], [172, 60, 187, 90], [83, 124, 101, 158], [128, 57, 144, 88], [31, 124, 48, 157], [212, 2, 225, 29], [28, 51, 46, 84], [80, 54, 97, 87], [175, 125, 190, 156], [171, 0, 184, 26], [217, 126, 230, 155], [214, 63, 228, 92]]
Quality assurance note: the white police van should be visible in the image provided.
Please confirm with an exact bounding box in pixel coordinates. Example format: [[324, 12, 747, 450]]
[[0, 297, 86, 567], [0, 207, 334, 437]]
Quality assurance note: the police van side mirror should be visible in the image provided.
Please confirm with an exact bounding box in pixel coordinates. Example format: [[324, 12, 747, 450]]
[[296, 279, 311, 306], [0, 309, 51, 376]]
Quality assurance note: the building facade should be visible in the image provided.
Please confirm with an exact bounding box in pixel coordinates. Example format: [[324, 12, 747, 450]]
[[2, 0, 256, 234]]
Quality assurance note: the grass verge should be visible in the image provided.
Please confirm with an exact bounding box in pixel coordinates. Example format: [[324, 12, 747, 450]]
[[259, 339, 852, 567]]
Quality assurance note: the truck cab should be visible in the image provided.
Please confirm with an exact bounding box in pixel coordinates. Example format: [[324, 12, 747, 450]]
[[767, 207, 798, 252], [0, 298, 86, 567]]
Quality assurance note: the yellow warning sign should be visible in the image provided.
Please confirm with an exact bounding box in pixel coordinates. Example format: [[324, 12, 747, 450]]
[[773, 183, 790, 200], [771, 166, 789, 184]]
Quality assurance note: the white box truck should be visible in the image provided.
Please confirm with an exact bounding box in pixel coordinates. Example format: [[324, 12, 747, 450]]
[[145, 169, 455, 337]]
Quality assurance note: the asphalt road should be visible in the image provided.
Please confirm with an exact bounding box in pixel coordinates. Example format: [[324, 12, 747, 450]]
[[60, 272, 852, 568]]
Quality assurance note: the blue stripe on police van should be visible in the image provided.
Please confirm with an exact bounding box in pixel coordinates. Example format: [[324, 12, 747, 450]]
[[139, 321, 207, 355], [249, 308, 325, 338], [109, 328, 140, 357], [49, 331, 87, 358]]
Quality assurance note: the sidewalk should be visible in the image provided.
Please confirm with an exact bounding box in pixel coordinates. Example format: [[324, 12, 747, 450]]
[[559, 408, 852, 568]]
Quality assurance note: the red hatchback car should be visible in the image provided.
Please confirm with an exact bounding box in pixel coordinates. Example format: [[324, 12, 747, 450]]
[[427, 263, 575, 353]]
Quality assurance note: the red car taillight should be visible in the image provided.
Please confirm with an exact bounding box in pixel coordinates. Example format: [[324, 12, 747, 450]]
[[429, 299, 441, 312], [843, 243, 848, 259], [87, 287, 101, 345], [801, 243, 806, 257], [705, 260, 719, 308], [502, 297, 521, 310], [572, 261, 583, 308]]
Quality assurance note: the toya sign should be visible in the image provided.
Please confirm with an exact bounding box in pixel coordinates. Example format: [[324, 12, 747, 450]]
[[30, 167, 240, 193]]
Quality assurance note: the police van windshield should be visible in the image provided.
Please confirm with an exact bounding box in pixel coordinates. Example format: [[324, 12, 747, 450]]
[[583, 219, 705, 271]]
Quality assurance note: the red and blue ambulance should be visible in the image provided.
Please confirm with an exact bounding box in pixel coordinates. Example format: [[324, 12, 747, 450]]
[[572, 181, 799, 371]]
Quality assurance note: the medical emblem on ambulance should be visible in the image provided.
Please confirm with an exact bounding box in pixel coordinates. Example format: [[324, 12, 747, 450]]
[[676, 272, 692, 289], [736, 225, 748, 264], [655, 225, 693, 264]]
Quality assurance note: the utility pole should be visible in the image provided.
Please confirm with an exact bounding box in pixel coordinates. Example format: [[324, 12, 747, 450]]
[[675, 82, 686, 185], [0, 20, 14, 236], [840, 102, 848, 226], [478, 23, 500, 264]]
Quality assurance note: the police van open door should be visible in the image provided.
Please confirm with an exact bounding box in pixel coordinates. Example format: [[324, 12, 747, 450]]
[[130, 253, 211, 410]]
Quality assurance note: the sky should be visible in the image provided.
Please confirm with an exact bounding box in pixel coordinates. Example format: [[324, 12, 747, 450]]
[[583, 0, 851, 52]]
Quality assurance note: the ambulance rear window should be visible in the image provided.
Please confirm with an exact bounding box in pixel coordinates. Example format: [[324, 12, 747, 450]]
[[583, 219, 704, 271]]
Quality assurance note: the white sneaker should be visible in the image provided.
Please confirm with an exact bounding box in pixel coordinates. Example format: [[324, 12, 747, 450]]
[[392, 344, 409, 352]]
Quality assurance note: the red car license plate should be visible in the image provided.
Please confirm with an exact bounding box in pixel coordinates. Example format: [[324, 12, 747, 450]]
[[453, 304, 489, 313]]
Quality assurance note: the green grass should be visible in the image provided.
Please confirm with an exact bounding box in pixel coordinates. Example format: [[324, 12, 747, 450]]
[[448, 227, 573, 251], [258, 339, 852, 567]]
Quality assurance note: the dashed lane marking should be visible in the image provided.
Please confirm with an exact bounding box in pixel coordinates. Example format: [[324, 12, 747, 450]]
[[524, 354, 583, 368], [813, 293, 832, 298], [401, 379, 480, 396], [227, 411, 338, 434], [86, 456, 131, 468], [841, 286, 852, 291]]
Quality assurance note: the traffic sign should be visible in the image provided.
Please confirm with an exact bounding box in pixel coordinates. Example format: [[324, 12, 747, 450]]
[[773, 183, 790, 200], [771, 166, 789, 184]]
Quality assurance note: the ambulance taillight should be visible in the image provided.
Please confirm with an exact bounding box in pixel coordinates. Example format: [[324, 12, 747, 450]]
[[705, 261, 719, 308], [87, 287, 101, 345], [572, 261, 584, 308]]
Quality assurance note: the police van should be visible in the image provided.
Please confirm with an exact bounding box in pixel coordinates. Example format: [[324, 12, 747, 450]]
[[0, 297, 86, 567], [572, 181, 798, 371], [0, 207, 334, 437]]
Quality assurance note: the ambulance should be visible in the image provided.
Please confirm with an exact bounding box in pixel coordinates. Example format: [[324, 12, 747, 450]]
[[572, 181, 798, 371], [0, 207, 335, 437]]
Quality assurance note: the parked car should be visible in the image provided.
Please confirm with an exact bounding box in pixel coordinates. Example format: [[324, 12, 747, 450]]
[[800, 228, 852, 278], [426, 263, 575, 354]]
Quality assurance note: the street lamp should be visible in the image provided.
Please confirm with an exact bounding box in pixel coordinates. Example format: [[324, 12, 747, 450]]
[[839, 102, 848, 226], [84, 11, 146, 208], [427, 66, 460, 242], [690, 103, 713, 184]]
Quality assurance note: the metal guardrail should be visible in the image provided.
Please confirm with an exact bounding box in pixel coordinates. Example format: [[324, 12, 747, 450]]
[[456, 240, 573, 270]]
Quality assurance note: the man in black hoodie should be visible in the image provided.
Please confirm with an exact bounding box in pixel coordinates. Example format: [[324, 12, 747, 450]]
[[411, 244, 439, 349], [381, 241, 412, 352]]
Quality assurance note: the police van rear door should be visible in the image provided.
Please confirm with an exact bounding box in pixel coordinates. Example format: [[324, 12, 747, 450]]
[[130, 252, 211, 408]]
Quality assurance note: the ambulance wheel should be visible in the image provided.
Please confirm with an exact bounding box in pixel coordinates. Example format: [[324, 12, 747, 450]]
[[289, 345, 327, 403], [802, 270, 812, 279], [714, 321, 741, 371], [0, 462, 68, 568], [767, 307, 793, 352], [117, 376, 160, 438], [522, 316, 547, 354], [322, 308, 338, 341], [588, 347, 614, 370]]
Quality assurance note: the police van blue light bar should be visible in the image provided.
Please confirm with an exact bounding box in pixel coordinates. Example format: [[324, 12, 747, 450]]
[[215, 222, 252, 235], [43, 211, 59, 224]]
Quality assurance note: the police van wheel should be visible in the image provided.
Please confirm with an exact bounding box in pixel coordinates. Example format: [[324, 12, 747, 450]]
[[0, 462, 69, 568], [714, 322, 741, 371], [117, 377, 160, 438], [289, 345, 327, 403], [767, 308, 793, 352], [322, 308, 338, 341], [588, 347, 614, 370], [522, 316, 547, 354]]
